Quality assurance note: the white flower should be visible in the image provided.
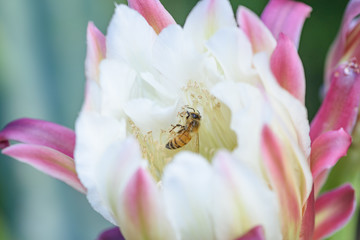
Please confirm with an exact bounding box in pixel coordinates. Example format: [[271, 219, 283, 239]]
[[75, 0, 313, 239]]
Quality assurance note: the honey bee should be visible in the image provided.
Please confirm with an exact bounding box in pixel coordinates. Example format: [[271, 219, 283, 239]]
[[165, 107, 201, 150]]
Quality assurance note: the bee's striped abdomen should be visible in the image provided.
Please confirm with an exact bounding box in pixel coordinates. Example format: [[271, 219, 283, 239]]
[[166, 131, 191, 150]]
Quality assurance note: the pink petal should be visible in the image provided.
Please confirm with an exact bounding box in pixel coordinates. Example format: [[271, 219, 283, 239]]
[[98, 227, 125, 240], [85, 22, 106, 83], [3, 144, 86, 193], [325, 0, 360, 86], [83, 22, 106, 111], [237, 6, 276, 55], [261, 0, 311, 48], [310, 60, 360, 141], [123, 168, 154, 228], [270, 33, 305, 103], [128, 0, 175, 34], [235, 226, 265, 240], [299, 187, 315, 240], [120, 167, 174, 239], [261, 125, 301, 237], [314, 184, 356, 240], [0, 118, 75, 158], [310, 129, 351, 194]]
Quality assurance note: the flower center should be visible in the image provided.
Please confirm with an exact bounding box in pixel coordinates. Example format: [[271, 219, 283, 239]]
[[127, 81, 237, 181]]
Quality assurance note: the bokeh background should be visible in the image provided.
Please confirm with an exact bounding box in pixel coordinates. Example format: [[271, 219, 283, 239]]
[[0, 0, 356, 239]]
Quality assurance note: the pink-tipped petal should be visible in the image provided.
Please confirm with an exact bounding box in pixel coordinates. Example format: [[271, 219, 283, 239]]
[[83, 22, 106, 111], [314, 184, 356, 240], [212, 151, 282, 239], [97, 227, 125, 240], [310, 60, 360, 141], [0, 118, 75, 158], [237, 6, 276, 55], [128, 0, 175, 34], [261, 125, 301, 238], [235, 226, 265, 240], [261, 0, 311, 48], [270, 33, 305, 103], [300, 187, 315, 240], [85, 22, 106, 83], [3, 144, 85, 193], [310, 129, 351, 194], [119, 168, 175, 239], [325, 0, 360, 85]]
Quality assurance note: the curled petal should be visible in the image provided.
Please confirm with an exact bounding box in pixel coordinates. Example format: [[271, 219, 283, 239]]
[[118, 168, 175, 239], [0, 118, 75, 158], [3, 144, 85, 193], [235, 226, 265, 240], [325, 0, 360, 85], [261, 0, 311, 48], [310, 129, 351, 194], [97, 227, 125, 240], [237, 6, 276, 55], [311, 129, 351, 178], [310, 61, 360, 141], [128, 0, 175, 34], [314, 184, 356, 240], [270, 33, 305, 103], [261, 125, 302, 238]]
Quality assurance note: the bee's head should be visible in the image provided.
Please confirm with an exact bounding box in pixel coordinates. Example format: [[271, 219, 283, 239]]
[[191, 112, 201, 120]]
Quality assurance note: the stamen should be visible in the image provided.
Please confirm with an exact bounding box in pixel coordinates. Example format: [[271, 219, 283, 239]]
[[127, 80, 237, 181]]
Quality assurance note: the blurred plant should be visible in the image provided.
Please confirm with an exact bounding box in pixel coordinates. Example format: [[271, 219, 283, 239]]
[[0, 0, 359, 239], [316, 0, 360, 239]]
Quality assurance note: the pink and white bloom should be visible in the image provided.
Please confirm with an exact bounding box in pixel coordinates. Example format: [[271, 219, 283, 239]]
[[0, 0, 357, 239], [325, 0, 360, 88]]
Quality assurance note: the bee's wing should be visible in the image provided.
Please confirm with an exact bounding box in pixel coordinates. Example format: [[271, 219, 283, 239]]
[[191, 131, 199, 153]]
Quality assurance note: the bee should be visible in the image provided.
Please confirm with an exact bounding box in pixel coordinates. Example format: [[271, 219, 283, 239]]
[[166, 107, 201, 150]]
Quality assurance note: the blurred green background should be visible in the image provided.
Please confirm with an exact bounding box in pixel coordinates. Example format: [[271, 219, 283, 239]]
[[0, 0, 355, 239]]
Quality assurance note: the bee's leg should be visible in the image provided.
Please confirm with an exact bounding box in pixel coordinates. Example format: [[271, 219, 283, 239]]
[[186, 106, 196, 112], [169, 124, 184, 133], [179, 111, 186, 118], [177, 127, 186, 134]]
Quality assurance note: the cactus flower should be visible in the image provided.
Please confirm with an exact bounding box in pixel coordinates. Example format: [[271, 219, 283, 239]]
[[325, 0, 360, 88], [0, 0, 357, 239]]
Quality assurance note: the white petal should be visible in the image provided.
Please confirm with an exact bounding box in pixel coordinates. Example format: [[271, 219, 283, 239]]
[[140, 72, 178, 101], [162, 152, 215, 239], [124, 98, 179, 137], [153, 24, 201, 89], [211, 81, 270, 177], [253, 53, 310, 159], [184, 0, 237, 51], [99, 59, 136, 118], [253, 53, 312, 203], [106, 4, 157, 72], [116, 167, 176, 240], [212, 151, 282, 240], [206, 27, 255, 81], [74, 111, 127, 223], [82, 78, 101, 112], [96, 138, 144, 222]]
